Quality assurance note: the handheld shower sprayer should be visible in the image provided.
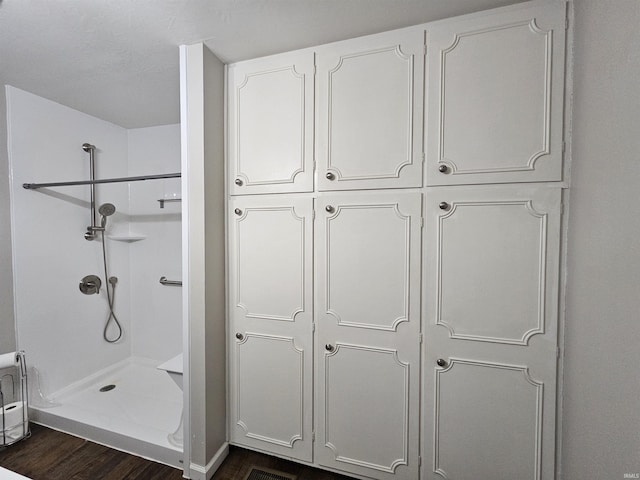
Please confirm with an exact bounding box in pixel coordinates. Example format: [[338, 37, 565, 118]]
[[99, 202, 116, 216], [85, 203, 116, 239], [98, 203, 116, 228]]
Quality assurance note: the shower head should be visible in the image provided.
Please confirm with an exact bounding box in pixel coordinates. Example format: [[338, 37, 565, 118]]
[[82, 143, 96, 152], [98, 203, 116, 217], [99, 203, 116, 229]]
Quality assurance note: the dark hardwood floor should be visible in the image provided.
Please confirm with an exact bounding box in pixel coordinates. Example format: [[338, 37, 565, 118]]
[[0, 424, 353, 480], [212, 446, 353, 480], [0, 424, 183, 480]]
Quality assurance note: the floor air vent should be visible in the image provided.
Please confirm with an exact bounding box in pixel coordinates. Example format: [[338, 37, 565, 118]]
[[243, 467, 297, 480]]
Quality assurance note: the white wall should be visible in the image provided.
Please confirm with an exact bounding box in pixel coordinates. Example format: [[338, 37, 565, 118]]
[[128, 124, 182, 362], [6, 87, 182, 397], [7, 86, 131, 394], [563, 1, 640, 478], [181, 42, 228, 478], [0, 88, 15, 354]]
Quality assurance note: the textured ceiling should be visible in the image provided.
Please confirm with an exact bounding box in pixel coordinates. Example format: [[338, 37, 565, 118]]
[[0, 0, 526, 128]]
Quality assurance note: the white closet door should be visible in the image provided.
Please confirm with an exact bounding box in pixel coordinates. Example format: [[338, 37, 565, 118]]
[[426, 2, 566, 185], [423, 185, 562, 480], [315, 192, 422, 480], [316, 28, 424, 191], [228, 51, 314, 194], [228, 195, 313, 461]]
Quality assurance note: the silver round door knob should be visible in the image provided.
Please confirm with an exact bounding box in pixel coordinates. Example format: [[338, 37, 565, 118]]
[[439, 202, 450, 211], [325, 205, 335, 213], [438, 164, 449, 173], [436, 358, 448, 368], [235, 333, 244, 340], [234, 178, 243, 186], [325, 172, 335, 180], [325, 344, 334, 352], [234, 208, 242, 216]]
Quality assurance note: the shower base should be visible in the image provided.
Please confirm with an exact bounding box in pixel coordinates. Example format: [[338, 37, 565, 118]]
[[29, 357, 183, 469]]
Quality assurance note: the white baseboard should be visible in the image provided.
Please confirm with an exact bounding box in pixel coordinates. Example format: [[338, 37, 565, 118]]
[[188, 442, 229, 480]]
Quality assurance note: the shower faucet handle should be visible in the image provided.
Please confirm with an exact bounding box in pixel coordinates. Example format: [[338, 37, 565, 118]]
[[79, 275, 102, 295]]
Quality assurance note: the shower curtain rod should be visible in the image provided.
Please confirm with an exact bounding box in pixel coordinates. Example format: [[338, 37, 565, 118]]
[[22, 172, 181, 190]]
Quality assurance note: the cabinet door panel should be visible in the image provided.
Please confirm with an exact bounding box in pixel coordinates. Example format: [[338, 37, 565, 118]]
[[316, 192, 421, 480], [437, 199, 548, 344], [236, 334, 305, 448], [426, 3, 566, 185], [228, 52, 314, 194], [236, 206, 305, 321], [434, 360, 543, 480], [229, 196, 313, 461], [324, 344, 409, 472], [325, 202, 411, 330], [317, 29, 424, 191], [424, 185, 561, 480]]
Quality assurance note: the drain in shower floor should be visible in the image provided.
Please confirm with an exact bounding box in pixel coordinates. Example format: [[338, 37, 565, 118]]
[[99, 384, 116, 392], [243, 467, 297, 480]]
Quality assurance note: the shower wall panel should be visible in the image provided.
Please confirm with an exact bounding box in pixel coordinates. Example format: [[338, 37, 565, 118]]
[[7, 86, 131, 395], [127, 124, 182, 362]]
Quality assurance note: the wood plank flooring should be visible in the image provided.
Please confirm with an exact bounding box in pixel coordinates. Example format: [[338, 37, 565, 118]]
[[0, 424, 354, 480], [212, 446, 353, 480], [0, 424, 183, 480]]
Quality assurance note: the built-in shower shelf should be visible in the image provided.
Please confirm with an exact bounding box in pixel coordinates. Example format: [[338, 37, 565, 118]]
[[107, 235, 146, 243]]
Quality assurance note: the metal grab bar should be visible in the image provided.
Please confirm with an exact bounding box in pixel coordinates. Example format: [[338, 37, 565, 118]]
[[159, 276, 182, 287]]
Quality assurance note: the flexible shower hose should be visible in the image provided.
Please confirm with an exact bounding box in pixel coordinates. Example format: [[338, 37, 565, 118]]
[[101, 231, 123, 343]]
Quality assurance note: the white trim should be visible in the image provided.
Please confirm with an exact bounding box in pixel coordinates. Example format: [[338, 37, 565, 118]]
[[189, 442, 229, 480], [179, 42, 194, 480]]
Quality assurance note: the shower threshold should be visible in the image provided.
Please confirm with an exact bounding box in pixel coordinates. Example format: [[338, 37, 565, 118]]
[[29, 357, 183, 469]]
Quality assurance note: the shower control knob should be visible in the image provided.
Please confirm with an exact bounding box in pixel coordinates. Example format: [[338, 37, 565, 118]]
[[234, 178, 243, 186], [234, 208, 242, 216], [325, 344, 334, 352], [438, 164, 449, 173], [79, 275, 102, 295], [235, 333, 244, 341], [325, 172, 335, 180], [439, 202, 450, 211], [436, 358, 448, 368], [325, 205, 335, 213]]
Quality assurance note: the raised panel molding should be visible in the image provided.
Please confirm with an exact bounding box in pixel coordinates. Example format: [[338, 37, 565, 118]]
[[235, 333, 305, 448], [324, 344, 410, 473], [235, 65, 308, 185], [325, 203, 411, 331], [435, 200, 548, 345], [433, 359, 544, 480], [325, 45, 415, 181], [235, 206, 306, 322], [436, 20, 553, 175]]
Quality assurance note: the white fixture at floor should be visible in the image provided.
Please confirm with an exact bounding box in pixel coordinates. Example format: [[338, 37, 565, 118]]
[[0, 467, 31, 480], [157, 353, 183, 448]]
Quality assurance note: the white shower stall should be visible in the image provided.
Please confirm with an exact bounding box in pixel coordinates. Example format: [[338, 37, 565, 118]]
[[5, 85, 184, 467]]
